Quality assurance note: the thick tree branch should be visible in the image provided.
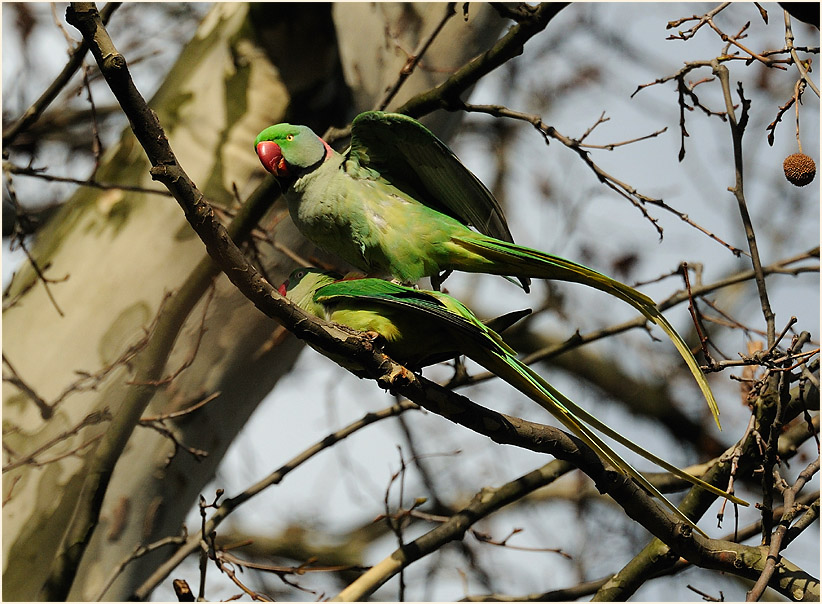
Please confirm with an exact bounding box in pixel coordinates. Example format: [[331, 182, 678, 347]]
[[593, 380, 820, 602], [396, 3, 568, 117], [462, 490, 819, 602]]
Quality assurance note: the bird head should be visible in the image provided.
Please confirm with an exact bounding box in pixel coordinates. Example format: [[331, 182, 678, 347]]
[[255, 124, 332, 179], [278, 267, 340, 316]]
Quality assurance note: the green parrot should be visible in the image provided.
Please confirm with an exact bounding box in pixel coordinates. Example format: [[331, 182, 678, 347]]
[[255, 111, 720, 428], [280, 268, 747, 535]]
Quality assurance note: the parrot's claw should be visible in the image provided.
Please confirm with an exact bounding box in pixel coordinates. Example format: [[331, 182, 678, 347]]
[[360, 330, 385, 352], [377, 363, 415, 390]]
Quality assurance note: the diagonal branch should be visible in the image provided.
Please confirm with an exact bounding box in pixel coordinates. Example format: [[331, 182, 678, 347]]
[[377, 2, 458, 111], [396, 2, 568, 118], [333, 459, 576, 601]]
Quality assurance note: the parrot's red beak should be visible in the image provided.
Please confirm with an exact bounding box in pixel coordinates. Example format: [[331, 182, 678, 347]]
[[277, 281, 288, 297], [256, 141, 288, 177]]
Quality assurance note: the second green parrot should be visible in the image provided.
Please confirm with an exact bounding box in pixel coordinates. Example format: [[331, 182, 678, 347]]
[[255, 111, 721, 428], [280, 268, 747, 536]]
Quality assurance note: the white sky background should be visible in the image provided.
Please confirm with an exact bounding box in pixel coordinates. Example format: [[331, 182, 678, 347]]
[[2, 3, 819, 601]]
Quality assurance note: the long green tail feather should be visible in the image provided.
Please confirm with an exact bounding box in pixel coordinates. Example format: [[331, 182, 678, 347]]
[[486, 350, 750, 535], [454, 236, 721, 430], [482, 351, 714, 535], [522, 363, 746, 506]]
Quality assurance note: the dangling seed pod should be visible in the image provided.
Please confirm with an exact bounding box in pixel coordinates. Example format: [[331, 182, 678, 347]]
[[783, 153, 816, 187]]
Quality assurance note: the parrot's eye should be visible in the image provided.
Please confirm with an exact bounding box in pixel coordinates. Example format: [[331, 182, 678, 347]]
[[286, 134, 294, 141]]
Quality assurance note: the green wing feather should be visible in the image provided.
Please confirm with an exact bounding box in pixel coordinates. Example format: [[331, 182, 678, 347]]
[[451, 235, 721, 429], [289, 270, 746, 535], [349, 111, 515, 244]]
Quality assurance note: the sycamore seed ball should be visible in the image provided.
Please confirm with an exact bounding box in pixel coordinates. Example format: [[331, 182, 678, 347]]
[[783, 153, 816, 187]]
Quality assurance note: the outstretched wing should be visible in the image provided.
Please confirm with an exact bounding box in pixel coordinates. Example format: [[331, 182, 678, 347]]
[[349, 111, 515, 243]]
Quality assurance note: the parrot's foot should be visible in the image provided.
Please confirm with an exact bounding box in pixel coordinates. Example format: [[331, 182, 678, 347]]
[[361, 330, 384, 349], [377, 363, 415, 390]]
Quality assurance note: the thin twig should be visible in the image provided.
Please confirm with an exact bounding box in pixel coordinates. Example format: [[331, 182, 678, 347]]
[[3, 161, 174, 197], [139, 391, 220, 422], [2, 2, 120, 147], [2, 409, 111, 473], [746, 456, 820, 601], [3, 162, 69, 317], [377, 3, 457, 111], [2, 354, 54, 420], [133, 401, 417, 599], [712, 60, 775, 347], [666, 3, 731, 39], [784, 8, 820, 97], [94, 531, 188, 601]]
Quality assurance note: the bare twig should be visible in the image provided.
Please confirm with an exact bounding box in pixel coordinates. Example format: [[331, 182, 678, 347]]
[[679, 262, 715, 366], [746, 456, 820, 601], [666, 3, 731, 39], [712, 61, 775, 347], [2, 2, 120, 147], [94, 531, 188, 601], [707, 18, 784, 69], [2, 354, 54, 420], [3, 161, 174, 197], [766, 82, 801, 146], [377, 3, 457, 111], [3, 162, 69, 317], [128, 284, 215, 386], [133, 401, 417, 599], [784, 8, 820, 97], [2, 409, 111, 473], [687, 584, 724, 602], [137, 420, 209, 463], [139, 391, 220, 422]]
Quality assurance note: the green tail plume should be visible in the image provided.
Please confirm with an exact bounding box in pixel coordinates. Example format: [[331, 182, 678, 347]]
[[454, 235, 721, 430]]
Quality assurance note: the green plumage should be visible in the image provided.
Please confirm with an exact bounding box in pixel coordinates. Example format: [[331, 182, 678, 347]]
[[255, 111, 721, 428], [282, 268, 747, 536]]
